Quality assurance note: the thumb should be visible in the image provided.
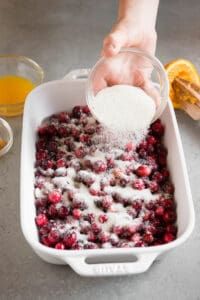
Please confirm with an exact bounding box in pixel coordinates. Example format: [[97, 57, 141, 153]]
[[102, 23, 142, 57], [102, 30, 127, 57]]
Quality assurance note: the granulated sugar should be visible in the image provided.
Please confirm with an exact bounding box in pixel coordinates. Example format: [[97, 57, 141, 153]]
[[90, 85, 156, 146]]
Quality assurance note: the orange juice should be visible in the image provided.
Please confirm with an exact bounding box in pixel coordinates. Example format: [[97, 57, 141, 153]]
[[0, 75, 35, 116]]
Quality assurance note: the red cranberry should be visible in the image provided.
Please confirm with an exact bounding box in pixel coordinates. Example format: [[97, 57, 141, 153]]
[[48, 204, 58, 217], [163, 182, 175, 194], [48, 230, 60, 244], [86, 213, 95, 223], [132, 179, 145, 190], [162, 198, 174, 209], [93, 160, 107, 173], [58, 125, 68, 137], [58, 112, 70, 123], [56, 159, 66, 168], [56, 150, 66, 160], [35, 198, 47, 208], [98, 214, 108, 223], [48, 190, 61, 204], [166, 224, 177, 235], [47, 141, 58, 152], [163, 232, 175, 243], [102, 196, 113, 210], [138, 140, 147, 150], [131, 233, 141, 243], [72, 106, 82, 118], [47, 160, 55, 169], [120, 152, 132, 161], [35, 214, 48, 227], [151, 120, 164, 137], [163, 210, 176, 223], [127, 225, 137, 235], [58, 206, 69, 219], [39, 224, 51, 235], [55, 242, 65, 250], [84, 124, 96, 134], [84, 242, 98, 249], [72, 208, 82, 220], [149, 181, 159, 193], [155, 206, 165, 217], [71, 128, 81, 140], [91, 223, 101, 234], [80, 221, 91, 234], [38, 126, 47, 137], [158, 154, 167, 167], [37, 207, 47, 215], [48, 124, 58, 136], [143, 233, 154, 244], [143, 211, 155, 221], [71, 241, 83, 250], [80, 134, 90, 143], [127, 207, 137, 218], [136, 165, 151, 177], [145, 201, 156, 210], [152, 171, 164, 183], [88, 231, 96, 242], [98, 231, 110, 243], [82, 105, 90, 114], [75, 147, 86, 158], [146, 135, 157, 145], [89, 187, 99, 196], [138, 148, 147, 158], [132, 201, 142, 212], [112, 225, 123, 236], [135, 241, 145, 247], [41, 235, 51, 247], [120, 178, 129, 187], [36, 139, 46, 150], [63, 232, 77, 248], [36, 150, 47, 161]]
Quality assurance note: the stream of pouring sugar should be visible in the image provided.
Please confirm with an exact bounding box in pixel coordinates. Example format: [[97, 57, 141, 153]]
[[90, 85, 156, 148]]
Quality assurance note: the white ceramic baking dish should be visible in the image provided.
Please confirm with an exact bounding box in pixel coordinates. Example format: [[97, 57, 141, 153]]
[[20, 69, 195, 277]]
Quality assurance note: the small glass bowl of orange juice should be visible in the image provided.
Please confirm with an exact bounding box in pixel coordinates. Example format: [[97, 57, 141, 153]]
[[0, 55, 44, 116]]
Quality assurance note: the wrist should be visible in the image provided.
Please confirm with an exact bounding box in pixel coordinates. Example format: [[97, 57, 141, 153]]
[[118, 0, 159, 30]]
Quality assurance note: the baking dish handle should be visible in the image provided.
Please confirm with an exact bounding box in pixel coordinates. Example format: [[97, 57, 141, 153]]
[[63, 69, 90, 81], [65, 253, 158, 277]]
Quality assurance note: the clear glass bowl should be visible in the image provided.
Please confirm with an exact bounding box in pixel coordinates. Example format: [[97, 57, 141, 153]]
[[86, 48, 169, 123], [0, 55, 44, 117], [0, 118, 13, 157]]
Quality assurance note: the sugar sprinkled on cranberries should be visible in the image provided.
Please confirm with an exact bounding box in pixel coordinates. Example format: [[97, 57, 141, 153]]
[[34, 107, 177, 250]]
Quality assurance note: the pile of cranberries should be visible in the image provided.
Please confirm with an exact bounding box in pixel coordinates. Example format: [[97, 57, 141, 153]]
[[34, 105, 177, 250]]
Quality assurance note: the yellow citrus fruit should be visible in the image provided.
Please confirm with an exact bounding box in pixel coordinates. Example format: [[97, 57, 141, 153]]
[[165, 59, 200, 109]]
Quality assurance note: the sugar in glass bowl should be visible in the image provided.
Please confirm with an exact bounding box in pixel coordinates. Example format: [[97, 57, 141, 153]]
[[86, 48, 169, 124]]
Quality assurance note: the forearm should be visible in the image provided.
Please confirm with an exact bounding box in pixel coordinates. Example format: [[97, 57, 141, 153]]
[[118, 0, 159, 29]]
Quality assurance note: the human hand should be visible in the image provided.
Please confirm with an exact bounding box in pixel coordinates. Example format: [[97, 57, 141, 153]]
[[93, 0, 160, 105]]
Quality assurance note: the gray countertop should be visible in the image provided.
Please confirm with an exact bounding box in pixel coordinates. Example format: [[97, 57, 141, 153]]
[[0, 1, 200, 299]]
